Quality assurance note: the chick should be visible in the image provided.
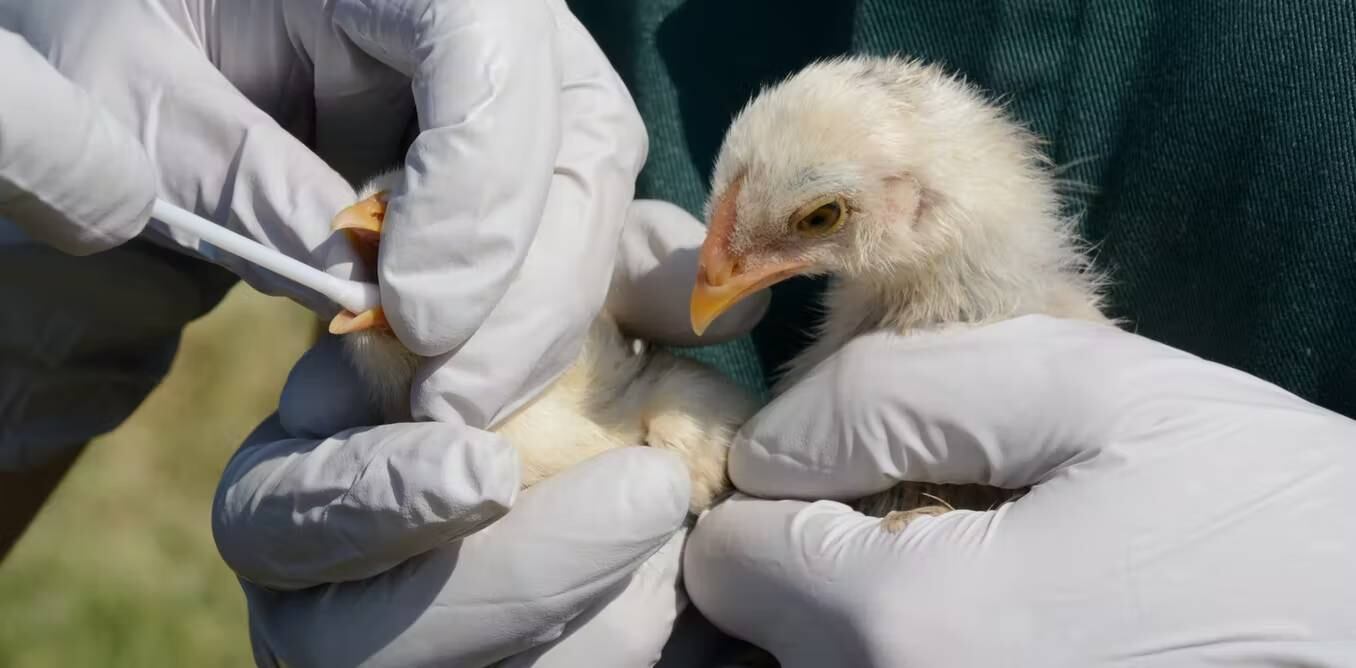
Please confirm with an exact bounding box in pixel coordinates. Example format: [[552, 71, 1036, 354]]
[[327, 170, 758, 515], [690, 55, 1113, 532]]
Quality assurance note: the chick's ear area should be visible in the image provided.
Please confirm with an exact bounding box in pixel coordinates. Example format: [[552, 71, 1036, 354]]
[[880, 175, 925, 227]]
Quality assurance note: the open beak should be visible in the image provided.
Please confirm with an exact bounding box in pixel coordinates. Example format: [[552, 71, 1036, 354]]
[[332, 191, 387, 269], [689, 250, 804, 336], [327, 191, 390, 335]]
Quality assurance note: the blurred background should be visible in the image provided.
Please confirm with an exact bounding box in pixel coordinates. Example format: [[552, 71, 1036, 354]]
[[0, 286, 313, 667]]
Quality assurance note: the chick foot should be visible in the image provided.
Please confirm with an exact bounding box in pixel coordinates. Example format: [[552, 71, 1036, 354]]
[[879, 505, 949, 534]]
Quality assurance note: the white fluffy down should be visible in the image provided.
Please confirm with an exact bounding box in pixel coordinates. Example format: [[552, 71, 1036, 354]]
[[703, 55, 1115, 527], [342, 54, 1113, 528], [340, 172, 757, 515]]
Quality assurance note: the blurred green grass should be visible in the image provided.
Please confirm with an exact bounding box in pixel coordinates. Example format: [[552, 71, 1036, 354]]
[[0, 285, 314, 667]]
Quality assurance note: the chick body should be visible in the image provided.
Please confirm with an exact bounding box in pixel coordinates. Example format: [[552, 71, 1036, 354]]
[[340, 171, 756, 515]]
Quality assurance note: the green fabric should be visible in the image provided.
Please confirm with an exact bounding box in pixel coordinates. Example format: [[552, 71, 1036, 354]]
[[569, 0, 1356, 418]]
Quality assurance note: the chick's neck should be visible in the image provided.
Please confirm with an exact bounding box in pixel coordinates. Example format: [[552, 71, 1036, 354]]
[[775, 211, 1104, 393]]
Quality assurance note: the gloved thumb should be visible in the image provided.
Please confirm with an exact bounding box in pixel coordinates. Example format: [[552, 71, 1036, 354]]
[[0, 28, 155, 255], [728, 316, 1153, 501], [607, 199, 770, 346], [500, 528, 688, 668], [684, 493, 995, 668]]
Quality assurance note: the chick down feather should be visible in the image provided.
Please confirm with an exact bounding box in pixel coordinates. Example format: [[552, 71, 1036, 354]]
[[337, 170, 758, 515], [698, 54, 1115, 531]]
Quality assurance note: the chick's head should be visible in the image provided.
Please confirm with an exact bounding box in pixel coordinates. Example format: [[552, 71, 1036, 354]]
[[690, 56, 1061, 336]]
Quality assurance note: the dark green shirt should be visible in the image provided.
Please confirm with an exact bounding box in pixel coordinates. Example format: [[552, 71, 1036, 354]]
[[570, 0, 1356, 417]]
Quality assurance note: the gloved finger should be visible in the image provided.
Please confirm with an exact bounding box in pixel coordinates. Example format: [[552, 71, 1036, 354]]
[[501, 528, 688, 668], [265, 3, 415, 184], [730, 316, 1162, 500], [142, 80, 366, 317], [212, 411, 519, 591], [684, 494, 1000, 668], [0, 28, 154, 255], [247, 446, 690, 668], [276, 333, 383, 439], [331, 0, 565, 356], [695, 418, 1356, 668], [9, 2, 372, 316], [406, 3, 648, 427], [609, 199, 771, 346]]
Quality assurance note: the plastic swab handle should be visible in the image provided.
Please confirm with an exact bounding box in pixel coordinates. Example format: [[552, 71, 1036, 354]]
[[149, 198, 380, 314]]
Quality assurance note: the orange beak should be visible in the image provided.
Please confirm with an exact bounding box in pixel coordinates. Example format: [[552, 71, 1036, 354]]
[[327, 191, 390, 335], [689, 249, 805, 337], [690, 179, 807, 336]]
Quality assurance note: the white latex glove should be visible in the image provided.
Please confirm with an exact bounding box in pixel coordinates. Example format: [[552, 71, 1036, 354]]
[[685, 316, 1356, 667], [214, 203, 769, 667], [0, 28, 154, 253], [1, 0, 643, 427]]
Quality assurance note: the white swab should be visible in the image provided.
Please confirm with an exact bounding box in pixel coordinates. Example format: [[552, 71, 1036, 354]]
[[149, 198, 380, 315]]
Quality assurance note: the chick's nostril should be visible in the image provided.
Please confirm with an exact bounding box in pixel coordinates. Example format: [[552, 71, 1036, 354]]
[[703, 256, 740, 287]]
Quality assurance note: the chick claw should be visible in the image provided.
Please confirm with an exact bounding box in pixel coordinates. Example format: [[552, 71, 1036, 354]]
[[880, 505, 949, 534]]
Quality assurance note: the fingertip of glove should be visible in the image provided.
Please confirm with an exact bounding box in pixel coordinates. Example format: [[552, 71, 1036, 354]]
[[626, 199, 700, 232], [378, 263, 501, 358], [683, 498, 813, 648], [726, 430, 788, 497], [615, 447, 692, 532], [421, 422, 520, 529], [278, 336, 383, 438], [563, 447, 691, 536]]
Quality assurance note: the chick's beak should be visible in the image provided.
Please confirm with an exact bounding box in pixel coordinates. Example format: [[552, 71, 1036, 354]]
[[690, 245, 806, 336], [690, 178, 808, 336], [327, 191, 390, 335]]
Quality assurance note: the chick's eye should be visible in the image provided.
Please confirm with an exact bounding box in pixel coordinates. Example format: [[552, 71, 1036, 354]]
[[794, 199, 844, 236]]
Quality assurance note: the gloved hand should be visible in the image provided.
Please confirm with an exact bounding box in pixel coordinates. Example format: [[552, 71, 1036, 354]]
[[685, 316, 1356, 667], [0, 28, 154, 254], [1, 0, 643, 428], [214, 202, 770, 668]]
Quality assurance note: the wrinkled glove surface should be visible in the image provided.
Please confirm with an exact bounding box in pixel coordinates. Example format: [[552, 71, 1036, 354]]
[[2, 1, 776, 663], [215, 202, 768, 667], [687, 316, 1356, 667], [0, 28, 155, 253], [1, 0, 646, 428]]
